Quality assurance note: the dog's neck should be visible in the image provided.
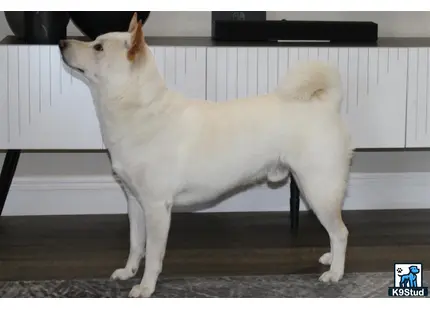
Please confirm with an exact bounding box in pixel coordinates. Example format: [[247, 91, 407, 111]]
[[90, 49, 185, 151], [99, 50, 166, 105]]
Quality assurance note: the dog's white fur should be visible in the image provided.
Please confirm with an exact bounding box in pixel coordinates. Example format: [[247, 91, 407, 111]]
[[59, 14, 353, 298]]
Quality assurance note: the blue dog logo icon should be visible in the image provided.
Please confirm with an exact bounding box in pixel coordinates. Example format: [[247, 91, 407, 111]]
[[398, 265, 420, 288], [388, 263, 428, 297]]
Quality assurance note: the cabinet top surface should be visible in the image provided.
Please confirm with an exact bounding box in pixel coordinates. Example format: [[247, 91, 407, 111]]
[[3, 35, 430, 48]]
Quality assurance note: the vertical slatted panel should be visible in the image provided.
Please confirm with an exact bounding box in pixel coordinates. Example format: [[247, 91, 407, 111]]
[[392, 48, 408, 147], [328, 48, 339, 68], [39, 46, 51, 112], [50, 45, 62, 107], [206, 47, 217, 102], [405, 47, 430, 147], [267, 48, 279, 92], [7, 46, 19, 142], [407, 48, 419, 145], [288, 48, 300, 68], [28, 46, 40, 136], [337, 48, 349, 115], [237, 48, 248, 99], [257, 48, 268, 96], [368, 48, 379, 96], [174, 47, 186, 95], [426, 49, 430, 136], [277, 48, 289, 82], [226, 48, 238, 101], [164, 47, 176, 93], [416, 49, 428, 141], [152, 47, 166, 80], [318, 48, 329, 62], [247, 48, 258, 98], [308, 48, 318, 60], [0, 47, 8, 146], [298, 48, 309, 63], [216, 47, 227, 102], [17, 46, 29, 136], [347, 48, 359, 112], [186, 47, 206, 100], [357, 48, 369, 107]]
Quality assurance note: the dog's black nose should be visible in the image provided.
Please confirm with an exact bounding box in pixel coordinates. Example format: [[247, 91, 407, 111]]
[[58, 40, 68, 50]]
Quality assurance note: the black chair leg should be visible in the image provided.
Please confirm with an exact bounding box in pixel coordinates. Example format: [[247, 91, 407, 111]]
[[0, 150, 21, 216], [289, 176, 300, 234]]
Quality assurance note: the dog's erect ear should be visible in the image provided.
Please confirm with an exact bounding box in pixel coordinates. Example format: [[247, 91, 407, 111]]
[[127, 19, 144, 62], [128, 12, 138, 33]]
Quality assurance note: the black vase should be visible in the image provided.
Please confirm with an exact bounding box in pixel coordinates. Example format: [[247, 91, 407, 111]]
[[24, 11, 70, 44], [4, 11, 25, 38]]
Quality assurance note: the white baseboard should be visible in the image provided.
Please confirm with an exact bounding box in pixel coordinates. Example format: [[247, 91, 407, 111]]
[[3, 172, 430, 216]]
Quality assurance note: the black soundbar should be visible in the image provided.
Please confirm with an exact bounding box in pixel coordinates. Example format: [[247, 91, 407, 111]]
[[211, 20, 378, 43]]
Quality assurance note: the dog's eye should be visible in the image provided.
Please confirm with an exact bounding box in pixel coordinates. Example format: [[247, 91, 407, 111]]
[[93, 44, 103, 52]]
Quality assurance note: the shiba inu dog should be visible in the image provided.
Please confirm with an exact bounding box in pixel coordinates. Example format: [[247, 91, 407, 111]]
[[59, 13, 353, 298]]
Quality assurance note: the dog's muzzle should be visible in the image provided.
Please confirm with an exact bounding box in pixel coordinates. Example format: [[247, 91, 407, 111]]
[[58, 40, 85, 74]]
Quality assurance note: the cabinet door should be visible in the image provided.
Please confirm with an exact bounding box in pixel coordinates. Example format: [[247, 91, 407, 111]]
[[336, 47, 408, 148], [0, 46, 207, 150], [206, 47, 408, 148], [406, 48, 430, 147], [0, 45, 103, 150]]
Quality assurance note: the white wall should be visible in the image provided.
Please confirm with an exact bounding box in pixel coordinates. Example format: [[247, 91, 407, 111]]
[[1, 11, 430, 200]]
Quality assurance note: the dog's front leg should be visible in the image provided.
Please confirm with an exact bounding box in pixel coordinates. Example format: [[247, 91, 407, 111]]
[[111, 187, 146, 281], [129, 199, 172, 298]]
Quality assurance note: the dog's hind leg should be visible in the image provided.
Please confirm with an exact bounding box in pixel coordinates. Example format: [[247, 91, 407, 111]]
[[111, 189, 146, 281], [293, 162, 349, 283]]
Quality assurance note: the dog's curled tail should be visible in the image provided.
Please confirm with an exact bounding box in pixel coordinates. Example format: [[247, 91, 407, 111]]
[[275, 61, 343, 112]]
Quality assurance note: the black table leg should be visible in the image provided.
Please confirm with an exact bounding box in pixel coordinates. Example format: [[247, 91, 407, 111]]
[[289, 176, 300, 234], [0, 150, 21, 216]]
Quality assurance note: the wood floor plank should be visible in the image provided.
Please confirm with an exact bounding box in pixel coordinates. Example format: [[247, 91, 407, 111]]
[[1, 210, 430, 281]]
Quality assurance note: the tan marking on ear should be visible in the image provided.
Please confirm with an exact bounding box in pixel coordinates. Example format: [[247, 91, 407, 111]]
[[128, 12, 138, 33], [127, 20, 144, 62]]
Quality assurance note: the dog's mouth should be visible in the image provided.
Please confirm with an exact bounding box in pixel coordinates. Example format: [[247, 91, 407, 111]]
[[74, 67, 85, 74], [60, 54, 85, 74], [61, 57, 85, 74]]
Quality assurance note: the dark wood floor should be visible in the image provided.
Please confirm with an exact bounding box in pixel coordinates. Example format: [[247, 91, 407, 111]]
[[1, 210, 430, 281]]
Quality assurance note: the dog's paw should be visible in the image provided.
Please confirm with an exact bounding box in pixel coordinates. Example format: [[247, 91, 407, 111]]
[[318, 252, 332, 266], [110, 268, 136, 281], [128, 284, 154, 298], [319, 270, 343, 283]]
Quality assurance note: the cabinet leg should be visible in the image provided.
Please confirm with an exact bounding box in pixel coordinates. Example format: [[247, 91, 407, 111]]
[[0, 150, 21, 216], [289, 176, 300, 234]]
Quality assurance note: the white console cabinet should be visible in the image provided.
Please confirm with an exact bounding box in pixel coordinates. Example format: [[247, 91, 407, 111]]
[[1, 37, 429, 150]]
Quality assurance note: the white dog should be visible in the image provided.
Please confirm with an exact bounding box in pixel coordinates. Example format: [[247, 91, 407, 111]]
[[59, 13, 353, 298]]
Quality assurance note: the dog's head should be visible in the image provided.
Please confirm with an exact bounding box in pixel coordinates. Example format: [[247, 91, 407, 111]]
[[409, 266, 420, 274], [59, 13, 147, 84]]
